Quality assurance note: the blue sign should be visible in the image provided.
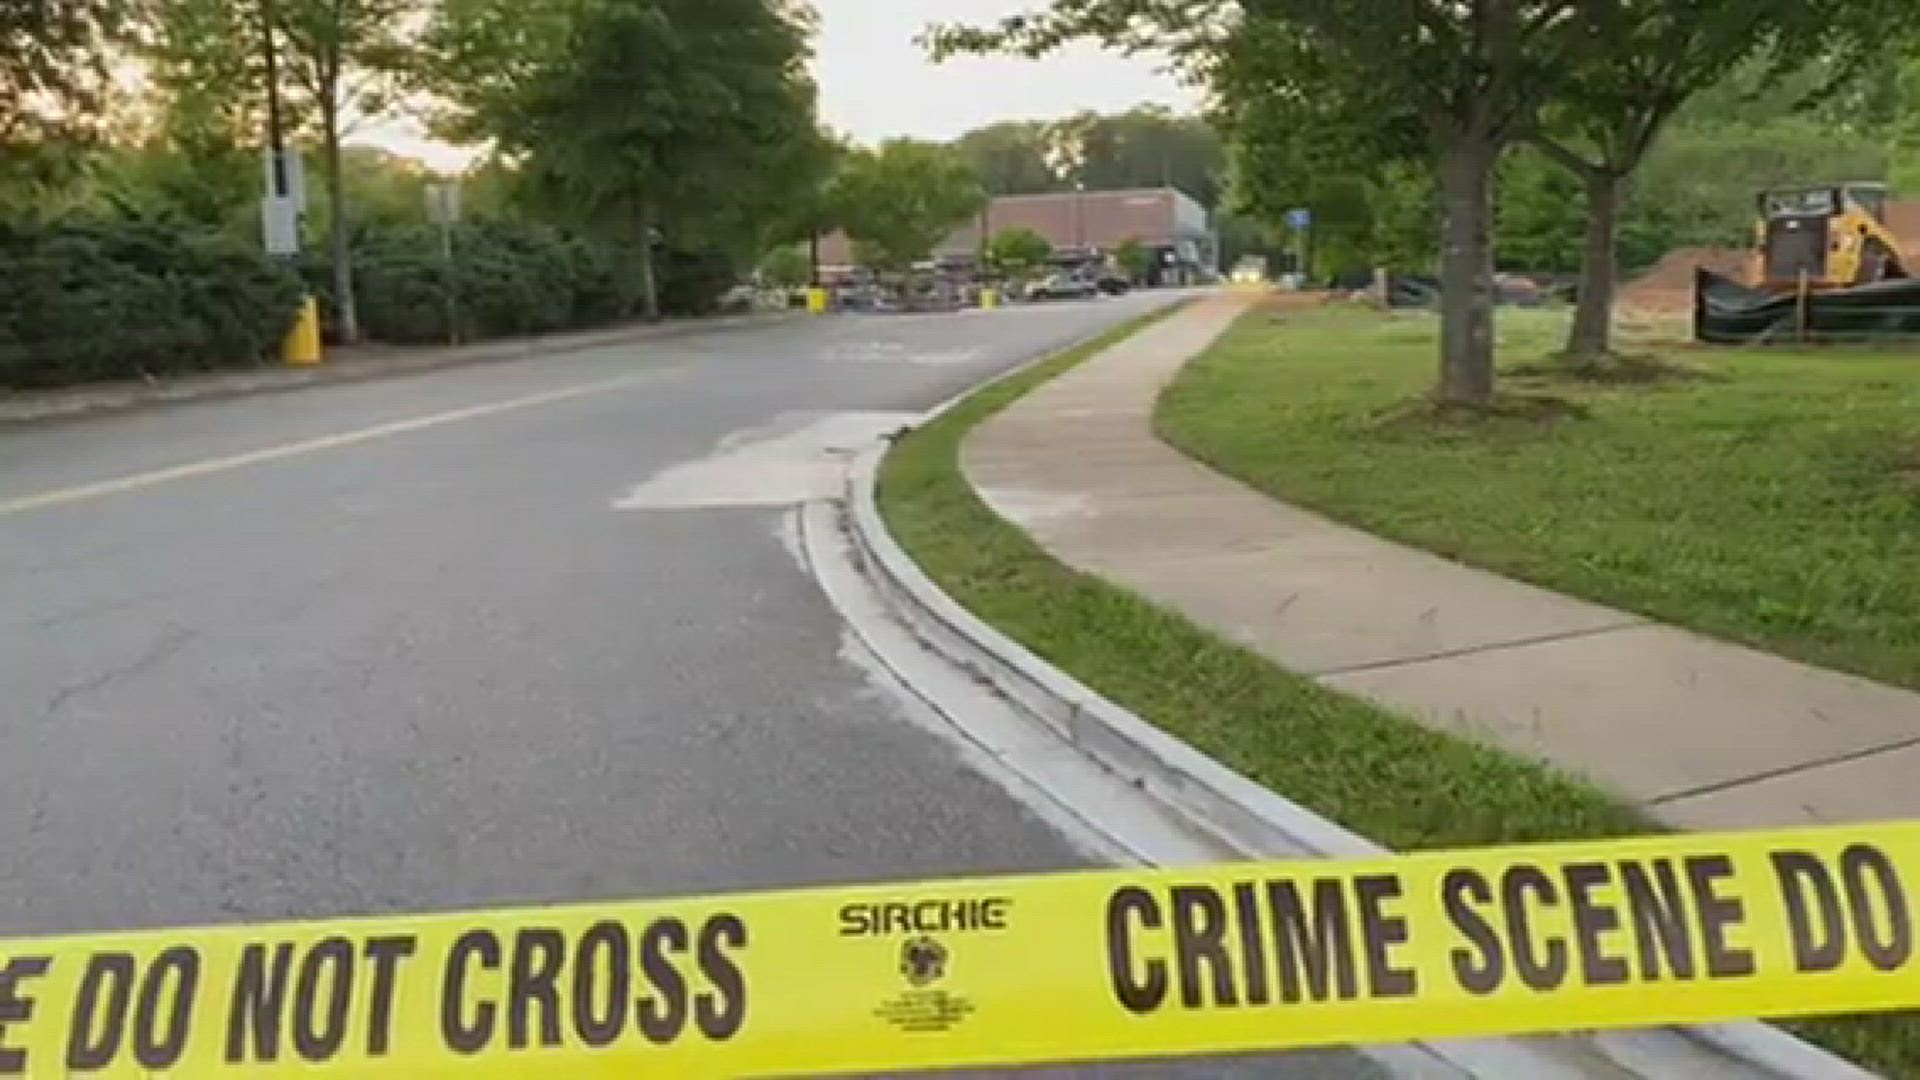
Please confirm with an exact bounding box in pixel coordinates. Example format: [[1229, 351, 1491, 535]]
[[1286, 207, 1313, 230]]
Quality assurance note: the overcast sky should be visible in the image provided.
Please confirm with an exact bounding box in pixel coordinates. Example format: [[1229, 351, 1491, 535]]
[[360, 0, 1200, 171], [813, 0, 1200, 142]]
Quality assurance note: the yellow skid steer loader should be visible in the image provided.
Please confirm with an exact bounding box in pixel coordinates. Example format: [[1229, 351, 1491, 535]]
[[1750, 182, 1907, 290]]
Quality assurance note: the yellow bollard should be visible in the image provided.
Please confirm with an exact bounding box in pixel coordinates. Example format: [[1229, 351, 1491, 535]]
[[980, 288, 1000, 310], [282, 296, 323, 366], [805, 287, 829, 315]]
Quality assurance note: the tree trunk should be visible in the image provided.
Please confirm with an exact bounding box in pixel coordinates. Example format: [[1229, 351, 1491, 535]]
[[323, 108, 359, 344], [1436, 138, 1498, 406], [635, 202, 660, 323], [1565, 169, 1620, 359]]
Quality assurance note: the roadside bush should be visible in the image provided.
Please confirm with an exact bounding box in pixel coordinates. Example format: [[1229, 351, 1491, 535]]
[[0, 210, 747, 390], [349, 227, 456, 345], [336, 220, 738, 343], [657, 247, 738, 317], [566, 237, 630, 324], [0, 219, 303, 389]]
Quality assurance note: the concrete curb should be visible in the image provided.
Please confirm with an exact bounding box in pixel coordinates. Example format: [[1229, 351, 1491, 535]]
[[844, 334, 1876, 1078], [0, 311, 807, 427]]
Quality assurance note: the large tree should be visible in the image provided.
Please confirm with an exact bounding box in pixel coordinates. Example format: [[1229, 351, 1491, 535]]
[[832, 139, 984, 271], [1059, 105, 1224, 207], [934, 1, 1607, 406], [954, 120, 1063, 196], [429, 0, 822, 320], [274, 0, 422, 342]]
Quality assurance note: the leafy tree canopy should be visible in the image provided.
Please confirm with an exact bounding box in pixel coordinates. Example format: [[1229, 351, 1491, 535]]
[[0, 0, 125, 144], [953, 121, 1063, 196], [833, 139, 985, 271], [987, 225, 1051, 270], [429, 0, 825, 316]]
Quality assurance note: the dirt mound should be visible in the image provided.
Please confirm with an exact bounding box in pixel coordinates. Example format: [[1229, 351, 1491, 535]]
[[1618, 246, 1749, 312], [1888, 198, 1920, 265]]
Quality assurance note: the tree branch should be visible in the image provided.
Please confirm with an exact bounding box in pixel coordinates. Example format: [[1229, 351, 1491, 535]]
[[1522, 128, 1602, 178]]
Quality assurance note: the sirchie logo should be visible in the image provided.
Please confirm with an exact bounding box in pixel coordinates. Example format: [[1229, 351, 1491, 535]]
[[899, 935, 948, 987]]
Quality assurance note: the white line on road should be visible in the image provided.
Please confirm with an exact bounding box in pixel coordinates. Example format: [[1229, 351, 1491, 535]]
[[0, 371, 660, 518], [613, 411, 920, 510]]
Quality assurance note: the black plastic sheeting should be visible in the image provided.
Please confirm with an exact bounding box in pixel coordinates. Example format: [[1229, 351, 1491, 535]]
[[1694, 268, 1920, 344]]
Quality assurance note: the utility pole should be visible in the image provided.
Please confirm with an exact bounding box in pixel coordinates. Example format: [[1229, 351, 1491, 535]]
[[260, 0, 288, 200]]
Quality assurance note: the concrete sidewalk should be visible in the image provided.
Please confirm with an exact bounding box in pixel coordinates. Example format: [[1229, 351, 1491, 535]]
[[963, 293, 1920, 831]]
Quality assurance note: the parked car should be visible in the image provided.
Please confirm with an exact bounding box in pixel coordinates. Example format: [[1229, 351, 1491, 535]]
[[1027, 273, 1100, 301]]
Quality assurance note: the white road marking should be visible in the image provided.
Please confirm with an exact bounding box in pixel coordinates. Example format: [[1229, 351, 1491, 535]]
[[614, 411, 921, 510], [0, 372, 660, 518], [818, 341, 983, 366]]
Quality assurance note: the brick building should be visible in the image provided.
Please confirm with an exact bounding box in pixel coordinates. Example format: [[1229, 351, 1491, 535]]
[[815, 187, 1218, 284]]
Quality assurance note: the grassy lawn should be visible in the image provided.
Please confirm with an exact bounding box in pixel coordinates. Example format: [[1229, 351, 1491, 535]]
[[1157, 305, 1920, 692], [875, 303, 1918, 1076]]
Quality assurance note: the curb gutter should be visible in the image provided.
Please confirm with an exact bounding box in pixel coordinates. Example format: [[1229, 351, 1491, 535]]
[[845, 438, 1873, 1078]]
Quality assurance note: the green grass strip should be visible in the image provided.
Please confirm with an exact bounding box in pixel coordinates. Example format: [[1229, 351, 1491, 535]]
[[873, 303, 1916, 1076]]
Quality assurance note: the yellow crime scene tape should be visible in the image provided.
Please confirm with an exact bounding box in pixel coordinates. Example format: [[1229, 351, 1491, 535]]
[[1, 822, 1916, 1077]]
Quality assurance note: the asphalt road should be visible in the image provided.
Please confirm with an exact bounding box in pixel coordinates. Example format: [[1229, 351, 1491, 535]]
[[1, 298, 1383, 1077]]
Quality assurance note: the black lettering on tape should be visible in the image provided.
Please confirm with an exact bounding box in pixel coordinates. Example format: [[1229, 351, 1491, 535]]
[[1502, 866, 1568, 991], [980, 898, 1009, 931], [442, 930, 500, 1055], [838, 898, 1011, 937], [573, 922, 630, 1048], [293, 938, 353, 1062], [363, 936, 416, 1056], [1621, 859, 1695, 980], [837, 905, 870, 937], [1106, 887, 1167, 1014], [0, 956, 48, 1075], [1773, 852, 1846, 974], [1268, 879, 1357, 1004], [1231, 883, 1271, 1007], [1686, 855, 1755, 978], [695, 914, 748, 1040], [67, 953, 134, 1070], [1170, 886, 1236, 1008], [1841, 844, 1912, 972], [1443, 869, 1503, 995], [638, 919, 689, 1045], [226, 944, 294, 1063], [508, 929, 566, 1050], [1354, 874, 1417, 998], [1565, 863, 1629, 986], [133, 947, 198, 1070]]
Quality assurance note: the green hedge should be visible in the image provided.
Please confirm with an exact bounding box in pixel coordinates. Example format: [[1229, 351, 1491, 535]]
[[314, 221, 738, 345], [0, 215, 742, 390], [0, 220, 303, 389]]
